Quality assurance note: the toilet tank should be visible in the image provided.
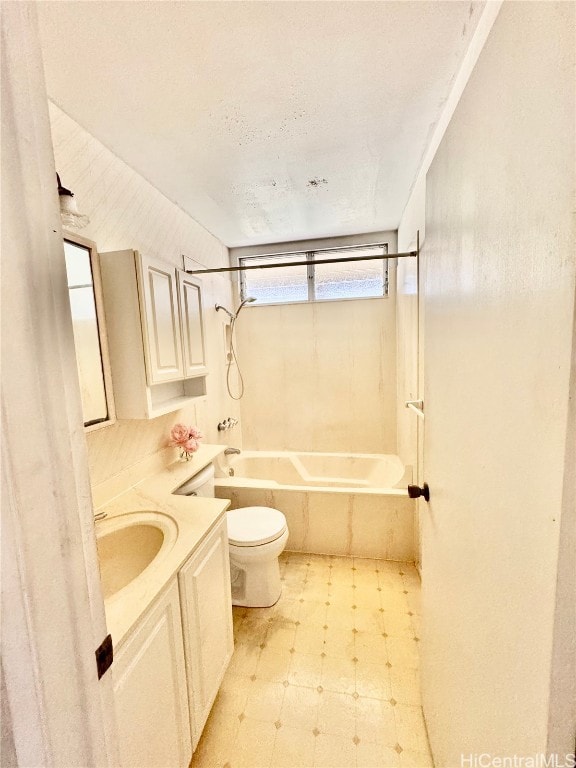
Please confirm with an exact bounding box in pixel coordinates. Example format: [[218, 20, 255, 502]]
[[173, 463, 215, 498]]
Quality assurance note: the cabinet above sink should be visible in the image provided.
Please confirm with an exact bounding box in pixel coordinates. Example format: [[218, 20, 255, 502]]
[[100, 250, 208, 419]]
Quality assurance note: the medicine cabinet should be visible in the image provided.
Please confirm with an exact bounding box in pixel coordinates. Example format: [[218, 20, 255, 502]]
[[99, 250, 208, 419]]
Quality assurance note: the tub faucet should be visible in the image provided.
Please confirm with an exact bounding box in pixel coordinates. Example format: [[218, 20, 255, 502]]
[[224, 447, 241, 455]]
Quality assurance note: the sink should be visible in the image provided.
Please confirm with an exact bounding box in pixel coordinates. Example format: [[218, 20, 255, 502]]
[[96, 513, 178, 600]]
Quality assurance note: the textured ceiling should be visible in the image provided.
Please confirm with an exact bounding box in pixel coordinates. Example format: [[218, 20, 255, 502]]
[[37, 1, 483, 247]]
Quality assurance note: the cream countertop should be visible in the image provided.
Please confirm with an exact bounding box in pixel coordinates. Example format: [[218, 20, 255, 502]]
[[94, 444, 230, 647]]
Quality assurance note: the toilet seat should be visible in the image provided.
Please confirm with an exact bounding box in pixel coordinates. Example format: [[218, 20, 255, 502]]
[[227, 507, 287, 547]]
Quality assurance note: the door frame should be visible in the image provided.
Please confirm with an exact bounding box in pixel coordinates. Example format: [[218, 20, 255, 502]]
[[1, 4, 117, 764]]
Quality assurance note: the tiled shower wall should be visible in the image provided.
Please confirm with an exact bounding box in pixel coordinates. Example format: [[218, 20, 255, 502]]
[[49, 103, 238, 486]]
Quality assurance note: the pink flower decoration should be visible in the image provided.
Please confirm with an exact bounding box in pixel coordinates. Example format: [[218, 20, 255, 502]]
[[169, 423, 202, 458], [170, 423, 190, 446]]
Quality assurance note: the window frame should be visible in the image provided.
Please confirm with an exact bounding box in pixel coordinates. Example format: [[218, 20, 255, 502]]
[[238, 243, 389, 306]]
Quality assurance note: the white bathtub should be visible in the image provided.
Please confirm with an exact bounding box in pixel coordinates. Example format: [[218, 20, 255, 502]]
[[214, 451, 415, 561]]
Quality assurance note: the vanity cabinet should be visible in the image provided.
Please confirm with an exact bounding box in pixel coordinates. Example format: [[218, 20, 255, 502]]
[[99, 250, 207, 419], [178, 518, 234, 748], [112, 580, 192, 768]]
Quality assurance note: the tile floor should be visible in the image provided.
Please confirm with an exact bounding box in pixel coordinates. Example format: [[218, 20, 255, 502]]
[[191, 552, 433, 768]]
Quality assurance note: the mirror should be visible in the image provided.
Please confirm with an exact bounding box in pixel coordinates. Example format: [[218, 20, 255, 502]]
[[63, 234, 115, 429]]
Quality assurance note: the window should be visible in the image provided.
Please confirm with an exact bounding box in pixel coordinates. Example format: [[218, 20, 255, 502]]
[[239, 244, 389, 305]]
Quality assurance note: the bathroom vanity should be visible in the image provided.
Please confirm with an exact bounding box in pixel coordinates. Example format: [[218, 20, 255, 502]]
[[93, 445, 233, 767]]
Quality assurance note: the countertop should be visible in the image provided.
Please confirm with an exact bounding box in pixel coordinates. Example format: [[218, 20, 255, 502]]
[[94, 444, 230, 647]]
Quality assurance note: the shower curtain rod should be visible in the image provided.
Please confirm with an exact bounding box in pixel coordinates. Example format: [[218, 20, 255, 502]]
[[184, 248, 419, 275]]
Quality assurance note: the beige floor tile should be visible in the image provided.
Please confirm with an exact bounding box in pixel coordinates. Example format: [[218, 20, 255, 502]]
[[243, 680, 286, 723], [190, 733, 235, 768], [232, 606, 248, 621], [274, 599, 302, 624], [256, 647, 292, 683], [354, 631, 388, 664], [401, 572, 421, 590], [280, 684, 321, 729], [378, 572, 406, 589], [382, 611, 414, 639], [377, 561, 404, 576], [386, 638, 419, 671], [325, 604, 357, 632], [265, 625, 297, 653], [298, 600, 329, 627], [213, 675, 254, 720], [406, 593, 421, 614], [389, 668, 421, 707], [227, 644, 261, 677], [355, 741, 401, 768], [380, 592, 410, 613], [271, 724, 316, 768], [398, 749, 434, 768], [353, 557, 383, 572], [327, 586, 357, 608], [317, 689, 356, 737], [313, 732, 357, 768], [288, 652, 323, 688], [234, 621, 268, 648], [394, 705, 430, 754], [230, 717, 276, 768], [353, 587, 383, 611], [353, 572, 381, 591], [352, 608, 386, 634], [302, 585, 331, 603], [323, 627, 355, 659], [354, 661, 393, 701], [355, 697, 397, 747], [201, 555, 422, 768], [294, 626, 326, 655], [321, 655, 357, 695]]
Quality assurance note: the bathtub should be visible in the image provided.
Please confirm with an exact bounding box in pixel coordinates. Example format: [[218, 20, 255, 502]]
[[214, 451, 415, 562]]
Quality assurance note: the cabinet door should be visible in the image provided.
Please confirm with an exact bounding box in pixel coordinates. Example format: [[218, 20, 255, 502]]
[[137, 253, 184, 384], [112, 581, 192, 768], [178, 519, 234, 748], [177, 270, 208, 378]]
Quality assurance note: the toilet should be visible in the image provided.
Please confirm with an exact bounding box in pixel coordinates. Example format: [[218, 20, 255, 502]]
[[174, 464, 288, 607]]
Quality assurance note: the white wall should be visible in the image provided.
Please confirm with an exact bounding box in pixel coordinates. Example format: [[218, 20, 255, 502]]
[[233, 232, 398, 454], [49, 105, 240, 486], [420, 2, 575, 763]]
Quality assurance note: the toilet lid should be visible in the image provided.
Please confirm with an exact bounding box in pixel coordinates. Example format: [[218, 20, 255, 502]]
[[227, 507, 287, 547]]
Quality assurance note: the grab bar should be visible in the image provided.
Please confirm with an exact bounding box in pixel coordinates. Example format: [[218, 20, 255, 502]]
[[405, 399, 424, 419]]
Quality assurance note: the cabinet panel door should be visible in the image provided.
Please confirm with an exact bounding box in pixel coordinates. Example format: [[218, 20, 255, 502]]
[[178, 520, 234, 748], [138, 254, 184, 384], [112, 581, 192, 768], [177, 270, 208, 378]]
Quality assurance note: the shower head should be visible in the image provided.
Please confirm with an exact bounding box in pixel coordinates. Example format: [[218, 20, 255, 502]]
[[235, 297, 257, 316], [215, 297, 256, 321]]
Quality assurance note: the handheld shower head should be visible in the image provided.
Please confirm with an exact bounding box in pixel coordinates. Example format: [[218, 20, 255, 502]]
[[216, 297, 256, 322], [235, 296, 257, 316]]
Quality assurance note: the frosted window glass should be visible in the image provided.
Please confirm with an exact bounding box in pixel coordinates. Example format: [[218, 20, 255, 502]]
[[241, 255, 308, 304], [314, 247, 386, 299], [240, 245, 388, 305]]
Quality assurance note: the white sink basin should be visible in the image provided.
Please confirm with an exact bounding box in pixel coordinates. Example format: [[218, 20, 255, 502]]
[[96, 512, 178, 599]]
